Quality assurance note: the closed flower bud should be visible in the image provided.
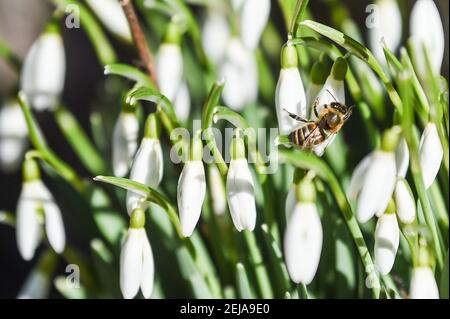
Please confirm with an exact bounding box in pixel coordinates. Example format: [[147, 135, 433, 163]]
[[86, 0, 132, 42], [220, 38, 258, 110], [201, 7, 230, 64], [174, 81, 191, 123], [419, 123, 443, 189], [0, 100, 28, 172], [394, 178, 416, 224], [410, 266, 439, 299], [239, 0, 271, 50], [410, 0, 445, 77], [368, 0, 402, 63], [120, 209, 154, 299], [156, 43, 183, 101], [374, 204, 399, 275], [112, 111, 139, 177], [20, 29, 65, 111], [275, 45, 306, 135]]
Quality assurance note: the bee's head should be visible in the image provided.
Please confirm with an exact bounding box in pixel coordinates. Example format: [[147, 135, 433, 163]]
[[326, 111, 341, 128]]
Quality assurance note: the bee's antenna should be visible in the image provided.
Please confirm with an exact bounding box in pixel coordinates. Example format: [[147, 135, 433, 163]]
[[326, 89, 338, 103]]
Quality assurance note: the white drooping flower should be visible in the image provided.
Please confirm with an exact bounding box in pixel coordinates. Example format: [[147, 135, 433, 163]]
[[201, 6, 230, 64], [419, 123, 443, 189], [275, 45, 306, 135], [226, 134, 257, 231], [156, 42, 183, 100], [410, 0, 445, 77], [395, 138, 410, 178], [394, 178, 416, 224], [347, 128, 401, 223], [239, 0, 271, 50], [112, 111, 139, 177], [173, 81, 191, 123], [120, 208, 154, 299], [220, 38, 258, 111], [20, 30, 65, 111], [284, 181, 322, 285], [410, 266, 439, 299], [16, 160, 65, 260], [368, 0, 402, 63], [208, 165, 227, 216], [374, 202, 400, 275], [0, 100, 28, 172], [17, 252, 56, 299], [305, 60, 330, 111], [85, 0, 132, 42]]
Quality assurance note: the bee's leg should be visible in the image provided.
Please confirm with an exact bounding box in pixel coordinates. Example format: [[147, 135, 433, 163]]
[[313, 98, 320, 117], [282, 108, 311, 123]]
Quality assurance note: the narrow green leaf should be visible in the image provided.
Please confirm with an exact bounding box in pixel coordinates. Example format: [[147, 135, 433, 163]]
[[441, 251, 449, 298], [236, 263, 256, 299], [54, 276, 88, 299], [104, 64, 153, 87]]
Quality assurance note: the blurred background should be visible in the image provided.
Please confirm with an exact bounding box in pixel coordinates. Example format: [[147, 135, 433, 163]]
[[0, 0, 448, 298]]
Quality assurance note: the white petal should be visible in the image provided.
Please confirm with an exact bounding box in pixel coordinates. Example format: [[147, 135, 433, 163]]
[[305, 83, 321, 117], [16, 181, 43, 261], [112, 112, 139, 177], [275, 68, 307, 134], [20, 33, 65, 111], [178, 161, 206, 237], [17, 270, 50, 299], [208, 165, 227, 216], [394, 179, 416, 224], [226, 158, 257, 231], [347, 153, 373, 201], [410, 267, 439, 299], [410, 0, 445, 76], [156, 43, 184, 100], [239, 0, 271, 50], [357, 151, 396, 223], [395, 138, 409, 178], [174, 81, 191, 122], [43, 198, 66, 254], [313, 77, 345, 120], [201, 8, 230, 63], [419, 123, 443, 189], [85, 0, 132, 41], [284, 203, 323, 284], [374, 213, 399, 275], [285, 185, 296, 221], [140, 231, 155, 299], [120, 228, 145, 299], [368, 0, 402, 63]]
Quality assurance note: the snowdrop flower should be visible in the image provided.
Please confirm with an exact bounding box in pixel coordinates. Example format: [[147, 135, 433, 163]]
[[17, 251, 56, 299], [16, 159, 66, 260], [178, 132, 206, 237], [112, 110, 139, 177], [395, 138, 410, 178], [347, 127, 401, 223], [226, 133, 257, 231], [220, 38, 258, 111], [394, 178, 416, 224], [410, 0, 445, 77], [368, 0, 402, 63], [305, 60, 330, 112], [208, 165, 227, 216], [85, 0, 132, 42], [173, 81, 191, 123], [120, 208, 154, 299], [239, 0, 271, 50], [201, 6, 230, 64], [284, 179, 322, 284], [20, 26, 65, 111], [126, 114, 163, 215], [410, 266, 439, 299], [0, 99, 28, 172], [419, 123, 443, 189], [275, 45, 307, 135], [374, 200, 400, 275]]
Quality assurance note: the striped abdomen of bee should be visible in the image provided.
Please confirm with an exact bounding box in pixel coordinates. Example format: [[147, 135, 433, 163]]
[[288, 122, 329, 149]]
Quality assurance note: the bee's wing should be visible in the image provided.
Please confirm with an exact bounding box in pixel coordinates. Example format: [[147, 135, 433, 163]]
[[312, 133, 337, 157]]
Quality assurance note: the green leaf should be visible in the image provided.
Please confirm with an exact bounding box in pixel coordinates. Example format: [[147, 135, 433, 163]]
[[54, 276, 88, 299], [0, 211, 15, 227], [104, 64, 153, 87], [440, 251, 449, 299], [236, 263, 256, 299]]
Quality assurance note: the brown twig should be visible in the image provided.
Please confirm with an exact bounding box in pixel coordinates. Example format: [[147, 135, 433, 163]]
[[120, 0, 158, 87]]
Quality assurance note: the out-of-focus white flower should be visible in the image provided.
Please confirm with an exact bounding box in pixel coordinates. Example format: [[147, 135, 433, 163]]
[[419, 123, 443, 189], [231, 0, 245, 11], [395, 138, 410, 178], [410, 266, 439, 299], [0, 100, 28, 172], [112, 111, 139, 177], [226, 134, 256, 231], [174, 81, 191, 123], [85, 0, 132, 42], [239, 0, 271, 50], [156, 42, 183, 101], [20, 30, 65, 111], [120, 208, 154, 299], [201, 7, 230, 64], [208, 165, 227, 216], [368, 0, 402, 63], [394, 178, 416, 224], [284, 180, 322, 285], [374, 203, 399, 275], [410, 0, 445, 76], [220, 38, 258, 111], [275, 45, 306, 135], [16, 160, 65, 260]]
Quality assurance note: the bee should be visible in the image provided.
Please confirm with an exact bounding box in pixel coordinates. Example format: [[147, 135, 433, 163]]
[[284, 90, 354, 156]]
